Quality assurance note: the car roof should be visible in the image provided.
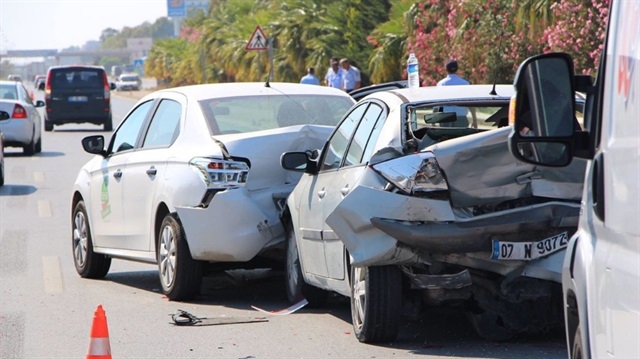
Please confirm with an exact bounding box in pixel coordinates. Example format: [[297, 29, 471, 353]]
[[47, 65, 106, 71], [146, 82, 354, 100], [0, 80, 19, 86], [364, 84, 515, 103]]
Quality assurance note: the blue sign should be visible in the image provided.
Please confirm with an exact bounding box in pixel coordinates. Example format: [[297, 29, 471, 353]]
[[167, 0, 185, 17]]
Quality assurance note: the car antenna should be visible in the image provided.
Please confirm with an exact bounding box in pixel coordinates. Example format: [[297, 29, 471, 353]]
[[489, 30, 504, 96]]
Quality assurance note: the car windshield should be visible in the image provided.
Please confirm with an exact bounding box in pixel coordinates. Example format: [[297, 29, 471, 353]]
[[199, 94, 354, 135], [411, 103, 509, 131], [50, 69, 104, 89]]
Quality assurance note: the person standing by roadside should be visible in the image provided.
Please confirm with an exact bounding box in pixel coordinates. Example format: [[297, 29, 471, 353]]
[[437, 60, 470, 86], [340, 58, 361, 91], [325, 57, 343, 88], [300, 67, 320, 85]]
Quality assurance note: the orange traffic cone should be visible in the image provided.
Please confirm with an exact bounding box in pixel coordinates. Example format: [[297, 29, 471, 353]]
[[86, 305, 112, 359]]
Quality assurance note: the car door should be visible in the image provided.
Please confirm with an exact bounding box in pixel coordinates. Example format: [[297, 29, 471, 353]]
[[296, 103, 366, 277], [321, 101, 386, 279], [123, 98, 182, 251], [90, 100, 153, 249]]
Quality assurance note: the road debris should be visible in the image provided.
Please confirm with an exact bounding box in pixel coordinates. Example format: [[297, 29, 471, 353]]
[[251, 298, 308, 315], [170, 309, 268, 326]]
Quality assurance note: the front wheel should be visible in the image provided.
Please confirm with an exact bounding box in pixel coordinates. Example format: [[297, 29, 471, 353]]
[[72, 200, 111, 278], [285, 224, 328, 306], [350, 265, 402, 343], [157, 214, 202, 301]]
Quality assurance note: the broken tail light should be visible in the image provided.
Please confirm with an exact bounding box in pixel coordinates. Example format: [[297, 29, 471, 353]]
[[190, 157, 249, 188], [371, 152, 447, 195]]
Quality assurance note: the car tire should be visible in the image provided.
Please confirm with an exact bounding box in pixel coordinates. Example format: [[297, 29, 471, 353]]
[[103, 115, 113, 132], [285, 223, 328, 306], [350, 265, 402, 343], [157, 213, 202, 301], [0, 164, 4, 186], [44, 120, 53, 132], [571, 327, 584, 359], [72, 200, 111, 278], [35, 136, 42, 153], [23, 135, 36, 156]]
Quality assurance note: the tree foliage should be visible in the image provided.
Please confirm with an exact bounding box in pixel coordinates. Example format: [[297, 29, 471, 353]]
[[139, 0, 608, 87]]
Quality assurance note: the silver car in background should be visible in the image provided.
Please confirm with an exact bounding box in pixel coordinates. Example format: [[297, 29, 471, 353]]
[[0, 80, 44, 155]]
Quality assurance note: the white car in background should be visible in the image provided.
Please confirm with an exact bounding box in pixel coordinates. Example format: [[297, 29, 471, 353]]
[[115, 73, 141, 91], [0, 80, 44, 155], [281, 85, 586, 343], [71, 82, 354, 301]]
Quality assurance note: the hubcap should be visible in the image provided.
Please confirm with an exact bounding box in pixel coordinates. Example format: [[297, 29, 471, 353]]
[[159, 225, 176, 287], [73, 211, 88, 267], [352, 267, 366, 330]]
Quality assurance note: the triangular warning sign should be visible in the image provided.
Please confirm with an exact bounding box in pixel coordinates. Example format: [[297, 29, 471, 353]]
[[246, 26, 268, 51]]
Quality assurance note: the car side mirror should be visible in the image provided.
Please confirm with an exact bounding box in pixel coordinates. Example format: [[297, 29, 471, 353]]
[[508, 52, 577, 167], [281, 151, 319, 174], [38, 82, 45, 91], [110, 83, 116, 90], [82, 135, 107, 157], [35, 100, 45, 108]]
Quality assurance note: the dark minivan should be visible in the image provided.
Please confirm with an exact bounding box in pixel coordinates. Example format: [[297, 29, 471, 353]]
[[40, 66, 116, 131]]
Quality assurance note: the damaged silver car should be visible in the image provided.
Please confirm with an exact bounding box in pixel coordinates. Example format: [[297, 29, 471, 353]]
[[280, 84, 586, 343]]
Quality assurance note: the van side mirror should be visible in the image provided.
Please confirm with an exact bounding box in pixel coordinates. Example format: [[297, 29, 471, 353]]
[[508, 52, 577, 167]]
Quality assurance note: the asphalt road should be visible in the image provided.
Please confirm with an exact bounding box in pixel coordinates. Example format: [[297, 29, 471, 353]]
[[0, 88, 569, 358]]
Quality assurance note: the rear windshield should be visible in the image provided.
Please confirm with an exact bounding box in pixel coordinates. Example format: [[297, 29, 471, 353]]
[[120, 75, 139, 82], [50, 69, 105, 89], [199, 94, 354, 135]]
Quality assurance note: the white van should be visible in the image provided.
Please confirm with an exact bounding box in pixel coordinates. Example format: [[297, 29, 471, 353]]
[[507, 1, 639, 358]]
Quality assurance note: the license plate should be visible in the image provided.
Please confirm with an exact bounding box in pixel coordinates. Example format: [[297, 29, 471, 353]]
[[68, 96, 88, 102], [491, 231, 569, 261]]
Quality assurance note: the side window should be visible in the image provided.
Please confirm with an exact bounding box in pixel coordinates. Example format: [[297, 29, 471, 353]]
[[110, 101, 153, 154], [320, 103, 366, 171], [18, 85, 33, 105], [344, 103, 383, 166], [142, 99, 181, 148]]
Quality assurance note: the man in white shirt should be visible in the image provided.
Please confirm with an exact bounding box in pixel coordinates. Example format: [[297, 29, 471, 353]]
[[340, 58, 361, 92], [437, 60, 469, 86], [325, 58, 343, 88]]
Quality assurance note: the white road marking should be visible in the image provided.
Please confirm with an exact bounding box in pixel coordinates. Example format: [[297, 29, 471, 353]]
[[33, 171, 45, 184], [42, 256, 64, 294], [37, 200, 52, 217]]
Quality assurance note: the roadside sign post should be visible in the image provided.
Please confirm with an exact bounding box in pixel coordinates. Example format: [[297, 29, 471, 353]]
[[246, 26, 273, 81]]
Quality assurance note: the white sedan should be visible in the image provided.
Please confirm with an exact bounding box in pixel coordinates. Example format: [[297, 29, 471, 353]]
[[281, 85, 586, 343], [0, 80, 44, 155], [72, 82, 354, 301]]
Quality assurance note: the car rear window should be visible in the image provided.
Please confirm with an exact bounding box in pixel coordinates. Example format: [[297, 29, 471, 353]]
[[50, 69, 105, 89]]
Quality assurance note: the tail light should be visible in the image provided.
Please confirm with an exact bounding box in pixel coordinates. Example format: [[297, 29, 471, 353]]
[[371, 152, 448, 195], [12, 104, 27, 119], [102, 71, 110, 102], [190, 157, 249, 188], [44, 72, 52, 100]]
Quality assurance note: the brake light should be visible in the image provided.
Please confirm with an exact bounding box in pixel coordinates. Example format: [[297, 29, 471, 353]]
[[12, 104, 27, 119], [44, 72, 52, 100], [102, 71, 110, 102], [190, 157, 249, 188]]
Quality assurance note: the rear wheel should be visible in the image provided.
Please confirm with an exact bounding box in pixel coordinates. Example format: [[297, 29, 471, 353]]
[[72, 200, 111, 278], [157, 214, 202, 301], [350, 265, 402, 343], [103, 115, 113, 131], [44, 120, 53, 132], [285, 223, 328, 306], [35, 136, 42, 153], [0, 163, 4, 186], [23, 134, 36, 156], [466, 310, 514, 341]]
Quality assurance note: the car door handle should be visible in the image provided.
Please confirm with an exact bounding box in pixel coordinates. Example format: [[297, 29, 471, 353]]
[[113, 170, 122, 179], [340, 186, 349, 196], [146, 167, 157, 176], [317, 190, 326, 198]]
